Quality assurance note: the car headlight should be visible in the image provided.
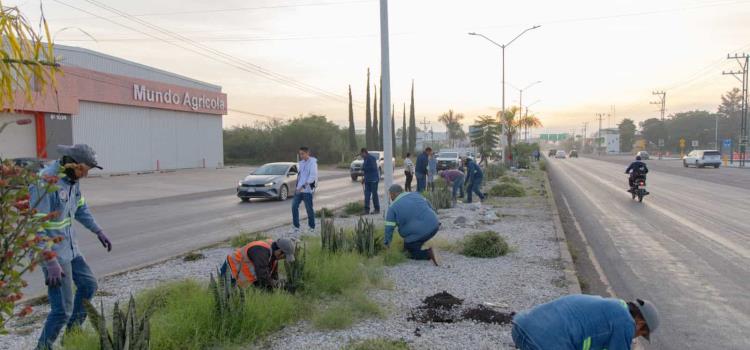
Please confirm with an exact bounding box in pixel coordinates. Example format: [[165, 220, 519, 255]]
[[265, 182, 275, 187], [238, 181, 243, 187]]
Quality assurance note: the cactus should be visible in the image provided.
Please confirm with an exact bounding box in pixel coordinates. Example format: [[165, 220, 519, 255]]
[[354, 217, 382, 257], [209, 268, 245, 336], [422, 180, 453, 211], [83, 295, 152, 350], [284, 242, 306, 293]]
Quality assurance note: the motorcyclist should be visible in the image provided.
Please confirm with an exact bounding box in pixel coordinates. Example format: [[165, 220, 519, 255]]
[[625, 155, 649, 192]]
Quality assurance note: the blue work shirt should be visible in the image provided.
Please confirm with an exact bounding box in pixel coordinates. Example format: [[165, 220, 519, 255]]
[[362, 153, 379, 182], [466, 159, 483, 180], [415, 152, 429, 175], [384, 192, 440, 246], [513, 294, 635, 350], [29, 160, 102, 263]]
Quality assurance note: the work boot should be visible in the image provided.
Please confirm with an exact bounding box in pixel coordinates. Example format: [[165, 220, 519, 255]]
[[361, 209, 370, 216], [372, 209, 380, 215], [427, 248, 439, 266]]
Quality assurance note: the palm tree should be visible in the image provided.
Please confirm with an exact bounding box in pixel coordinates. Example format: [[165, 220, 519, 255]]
[[470, 115, 502, 160], [518, 113, 543, 142], [498, 106, 520, 164], [438, 109, 466, 148]]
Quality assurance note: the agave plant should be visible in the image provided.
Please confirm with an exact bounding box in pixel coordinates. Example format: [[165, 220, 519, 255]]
[[284, 242, 306, 293], [422, 179, 452, 211], [320, 213, 348, 253], [209, 268, 245, 337], [354, 217, 382, 258], [83, 296, 153, 350]]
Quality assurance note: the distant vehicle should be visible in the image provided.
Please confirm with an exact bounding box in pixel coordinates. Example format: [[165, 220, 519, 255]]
[[237, 162, 298, 202], [636, 151, 650, 160], [555, 150, 567, 159], [569, 150, 579, 158], [436, 151, 460, 170], [13, 158, 46, 172], [548, 149, 558, 157], [350, 151, 395, 181], [683, 150, 721, 168]]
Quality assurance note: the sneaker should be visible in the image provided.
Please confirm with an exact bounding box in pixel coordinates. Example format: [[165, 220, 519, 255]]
[[427, 248, 439, 266], [372, 209, 380, 215], [304, 226, 317, 236], [288, 227, 301, 238]]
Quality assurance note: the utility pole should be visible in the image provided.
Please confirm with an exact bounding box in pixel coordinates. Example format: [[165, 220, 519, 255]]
[[419, 117, 431, 148], [650, 91, 667, 159], [582, 122, 588, 152], [723, 53, 749, 168], [379, 0, 394, 209], [596, 113, 607, 156]]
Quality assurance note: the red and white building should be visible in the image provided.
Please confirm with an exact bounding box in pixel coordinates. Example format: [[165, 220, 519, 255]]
[[1, 44, 227, 174]]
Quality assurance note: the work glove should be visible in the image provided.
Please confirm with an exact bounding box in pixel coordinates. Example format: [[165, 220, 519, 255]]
[[95, 230, 113, 252], [45, 259, 65, 288]]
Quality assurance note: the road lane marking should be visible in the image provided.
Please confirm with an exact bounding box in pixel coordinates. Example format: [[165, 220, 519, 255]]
[[561, 193, 616, 296]]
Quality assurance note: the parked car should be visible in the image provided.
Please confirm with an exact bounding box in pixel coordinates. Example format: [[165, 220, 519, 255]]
[[436, 151, 460, 170], [548, 149, 558, 157], [13, 157, 46, 172], [555, 150, 567, 159], [237, 162, 298, 202], [636, 151, 650, 160], [349, 151, 395, 181], [569, 150, 579, 158], [683, 150, 721, 168]]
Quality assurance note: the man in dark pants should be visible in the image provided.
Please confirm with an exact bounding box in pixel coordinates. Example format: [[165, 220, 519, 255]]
[[290, 146, 318, 236], [384, 184, 439, 265], [465, 157, 485, 203], [404, 153, 415, 192], [415, 147, 432, 192], [360, 148, 380, 215]]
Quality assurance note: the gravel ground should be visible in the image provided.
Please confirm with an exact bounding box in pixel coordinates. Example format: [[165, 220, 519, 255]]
[[1, 170, 570, 350]]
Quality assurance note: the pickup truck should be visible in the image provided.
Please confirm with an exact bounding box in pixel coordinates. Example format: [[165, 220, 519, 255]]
[[436, 151, 460, 170], [350, 151, 396, 181]]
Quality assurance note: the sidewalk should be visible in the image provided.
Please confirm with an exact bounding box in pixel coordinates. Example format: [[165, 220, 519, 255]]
[[80, 166, 347, 207]]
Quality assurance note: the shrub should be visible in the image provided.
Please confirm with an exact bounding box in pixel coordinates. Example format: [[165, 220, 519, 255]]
[[489, 183, 526, 197], [209, 269, 245, 338], [461, 231, 510, 258], [354, 217, 383, 257], [483, 163, 507, 180], [230, 232, 268, 248], [283, 242, 306, 293], [312, 290, 382, 330], [315, 207, 335, 218], [344, 201, 365, 215], [183, 251, 205, 262], [539, 159, 548, 172], [421, 179, 452, 210], [83, 296, 154, 350], [344, 338, 411, 350], [500, 176, 521, 184]]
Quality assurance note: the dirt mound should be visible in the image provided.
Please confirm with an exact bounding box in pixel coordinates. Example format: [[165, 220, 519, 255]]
[[409, 292, 515, 325], [462, 305, 515, 325]]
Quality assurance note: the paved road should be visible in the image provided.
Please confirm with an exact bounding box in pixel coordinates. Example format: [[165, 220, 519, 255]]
[[23, 173, 403, 298], [547, 156, 750, 350]]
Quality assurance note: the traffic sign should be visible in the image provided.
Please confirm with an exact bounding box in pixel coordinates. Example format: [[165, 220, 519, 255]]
[[691, 140, 699, 147], [658, 138, 665, 147], [723, 139, 732, 148], [679, 138, 686, 147]]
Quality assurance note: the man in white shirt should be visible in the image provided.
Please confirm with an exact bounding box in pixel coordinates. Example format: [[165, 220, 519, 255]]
[[291, 146, 318, 235]]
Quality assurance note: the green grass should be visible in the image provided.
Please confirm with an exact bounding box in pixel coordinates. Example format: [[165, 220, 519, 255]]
[[315, 207, 335, 218], [460, 231, 511, 258], [488, 183, 526, 197], [312, 290, 383, 329], [539, 159, 548, 172], [344, 338, 411, 350], [344, 201, 365, 215], [484, 163, 507, 180], [229, 231, 269, 248], [500, 175, 521, 184]]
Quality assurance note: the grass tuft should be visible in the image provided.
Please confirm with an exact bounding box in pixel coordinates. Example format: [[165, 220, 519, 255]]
[[183, 251, 205, 262], [315, 207, 335, 218], [500, 176, 521, 184], [489, 183, 526, 197], [344, 201, 365, 215], [230, 232, 269, 248], [461, 231, 511, 258]]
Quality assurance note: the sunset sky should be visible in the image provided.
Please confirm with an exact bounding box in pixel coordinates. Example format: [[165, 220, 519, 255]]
[[11, 0, 750, 135]]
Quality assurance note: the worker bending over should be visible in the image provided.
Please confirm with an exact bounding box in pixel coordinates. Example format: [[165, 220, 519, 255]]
[[221, 238, 297, 289], [512, 294, 660, 350], [384, 184, 439, 265]]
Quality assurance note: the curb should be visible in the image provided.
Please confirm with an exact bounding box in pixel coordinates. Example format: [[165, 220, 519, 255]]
[[542, 164, 582, 294]]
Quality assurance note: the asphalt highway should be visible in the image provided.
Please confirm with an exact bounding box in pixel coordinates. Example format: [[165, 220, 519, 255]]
[[23, 173, 403, 298], [548, 156, 750, 349]]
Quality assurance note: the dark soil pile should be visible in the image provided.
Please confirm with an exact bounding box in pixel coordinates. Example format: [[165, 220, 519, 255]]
[[462, 305, 515, 325], [409, 291, 515, 325]]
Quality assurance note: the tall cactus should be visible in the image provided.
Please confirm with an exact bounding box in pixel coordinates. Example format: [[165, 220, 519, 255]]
[[284, 242, 306, 293], [83, 296, 152, 350], [354, 217, 382, 257]]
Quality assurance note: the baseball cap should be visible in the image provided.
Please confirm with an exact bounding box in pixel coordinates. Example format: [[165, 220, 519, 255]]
[[635, 299, 660, 340], [57, 144, 102, 169], [275, 238, 296, 262]]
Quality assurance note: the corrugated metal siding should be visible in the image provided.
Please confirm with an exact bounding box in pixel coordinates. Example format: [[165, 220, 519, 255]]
[[72, 102, 223, 173], [55, 45, 221, 92]]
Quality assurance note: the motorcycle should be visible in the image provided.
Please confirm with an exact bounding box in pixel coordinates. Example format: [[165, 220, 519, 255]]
[[629, 174, 648, 202]]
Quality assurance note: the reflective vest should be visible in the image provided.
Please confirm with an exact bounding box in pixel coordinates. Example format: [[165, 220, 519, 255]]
[[226, 240, 277, 287]]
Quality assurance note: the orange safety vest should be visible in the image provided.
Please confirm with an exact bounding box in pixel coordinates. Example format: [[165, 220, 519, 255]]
[[226, 240, 278, 288]]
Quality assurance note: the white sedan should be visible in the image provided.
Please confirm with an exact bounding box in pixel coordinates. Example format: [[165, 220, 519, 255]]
[[683, 150, 721, 168], [555, 150, 567, 159]]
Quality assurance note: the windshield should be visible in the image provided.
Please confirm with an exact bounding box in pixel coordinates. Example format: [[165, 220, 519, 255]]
[[252, 164, 289, 175], [439, 152, 458, 158]]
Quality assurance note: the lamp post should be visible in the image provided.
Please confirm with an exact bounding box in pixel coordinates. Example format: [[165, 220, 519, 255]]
[[524, 99, 542, 142], [468, 25, 541, 119], [0, 118, 32, 136], [517, 80, 541, 143]]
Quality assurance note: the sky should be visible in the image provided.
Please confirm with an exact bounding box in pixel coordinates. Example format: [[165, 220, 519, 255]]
[[9, 0, 750, 135]]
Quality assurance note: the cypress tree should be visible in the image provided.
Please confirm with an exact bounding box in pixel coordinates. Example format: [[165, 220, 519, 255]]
[[365, 69, 372, 149], [373, 86, 379, 150], [402, 103, 407, 158], [347, 85, 357, 153], [408, 79, 417, 154]]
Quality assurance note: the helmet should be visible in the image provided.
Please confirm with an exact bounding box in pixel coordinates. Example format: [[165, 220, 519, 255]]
[[635, 155, 642, 161]]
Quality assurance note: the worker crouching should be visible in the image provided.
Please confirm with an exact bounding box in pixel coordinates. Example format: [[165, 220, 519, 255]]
[[384, 184, 440, 266], [220, 238, 297, 289]]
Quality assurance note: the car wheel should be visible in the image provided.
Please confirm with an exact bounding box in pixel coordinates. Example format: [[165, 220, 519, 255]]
[[278, 185, 289, 201], [683, 160, 688, 168], [714, 164, 720, 168], [241, 197, 250, 203], [351, 175, 358, 181]]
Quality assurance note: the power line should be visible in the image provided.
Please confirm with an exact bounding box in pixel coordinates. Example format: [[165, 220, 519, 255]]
[[650, 91, 666, 120], [228, 108, 283, 121], [723, 53, 749, 167]]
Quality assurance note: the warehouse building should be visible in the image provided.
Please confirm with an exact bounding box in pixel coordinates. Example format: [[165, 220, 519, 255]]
[[1, 44, 226, 174]]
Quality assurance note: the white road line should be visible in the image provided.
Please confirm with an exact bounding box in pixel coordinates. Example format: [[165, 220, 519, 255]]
[[560, 193, 616, 297]]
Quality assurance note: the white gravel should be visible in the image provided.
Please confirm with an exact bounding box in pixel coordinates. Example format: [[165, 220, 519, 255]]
[[1, 171, 570, 350]]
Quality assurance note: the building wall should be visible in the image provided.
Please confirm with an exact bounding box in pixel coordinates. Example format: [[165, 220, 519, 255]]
[[72, 101, 222, 174], [0, 113, 36, 159]]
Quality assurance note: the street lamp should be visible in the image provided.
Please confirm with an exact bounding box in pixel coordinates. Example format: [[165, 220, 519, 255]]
[[468, 25, 541, 118], [524, 99, 542, 142], [0, 118, 32, 136]]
